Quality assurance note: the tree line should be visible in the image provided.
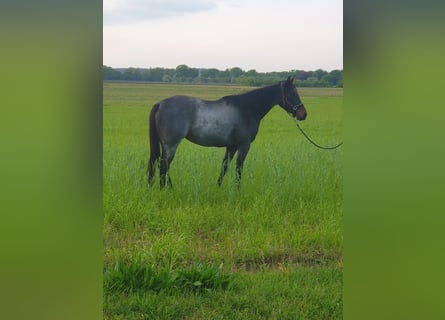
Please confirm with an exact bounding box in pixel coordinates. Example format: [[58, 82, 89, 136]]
[[103, 64, 342, 87]]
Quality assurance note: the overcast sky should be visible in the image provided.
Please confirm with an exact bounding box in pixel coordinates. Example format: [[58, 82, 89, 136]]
[[103, 0, 342, 72]]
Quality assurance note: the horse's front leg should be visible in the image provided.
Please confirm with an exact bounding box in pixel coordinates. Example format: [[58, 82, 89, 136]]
[[235, 143, 251, 186], [217, 146, 236, 186]]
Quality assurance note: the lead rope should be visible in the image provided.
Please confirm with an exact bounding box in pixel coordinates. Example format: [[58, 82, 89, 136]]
[[294, 119, 343, 150], [281, 81, 343, 150]]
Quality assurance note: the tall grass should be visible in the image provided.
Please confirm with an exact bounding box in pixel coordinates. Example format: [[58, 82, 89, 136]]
[[105, 259, 234, 294], [103, 82, 343, 319]]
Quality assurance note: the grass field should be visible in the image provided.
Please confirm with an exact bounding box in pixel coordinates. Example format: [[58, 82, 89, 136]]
[[103, 82, 343, 319]]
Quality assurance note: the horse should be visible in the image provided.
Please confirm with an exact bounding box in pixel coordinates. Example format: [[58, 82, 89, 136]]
[[147, 76, 307, 188]]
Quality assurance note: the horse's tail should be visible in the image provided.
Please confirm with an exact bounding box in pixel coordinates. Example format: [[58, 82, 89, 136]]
[[147, 103, 161, 186]]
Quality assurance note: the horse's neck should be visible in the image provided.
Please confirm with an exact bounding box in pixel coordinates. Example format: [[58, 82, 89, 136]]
[[224, 84, 281, 120], [249, 84, 281, 120]]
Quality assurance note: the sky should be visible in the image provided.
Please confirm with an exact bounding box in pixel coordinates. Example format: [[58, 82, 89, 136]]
[[103, 0, 343, 72]]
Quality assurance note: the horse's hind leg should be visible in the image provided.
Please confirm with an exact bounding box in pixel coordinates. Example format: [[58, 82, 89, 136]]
[[147, 155, 158, 187], [160, 142, 179, 188], [217, 146, 236, 186]]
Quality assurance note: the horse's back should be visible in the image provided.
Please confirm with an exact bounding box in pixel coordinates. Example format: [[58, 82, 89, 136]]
[[156, 95, 200, 144]]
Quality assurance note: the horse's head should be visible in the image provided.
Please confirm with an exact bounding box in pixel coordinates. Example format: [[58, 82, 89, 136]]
[[279, 76, 307, 121]]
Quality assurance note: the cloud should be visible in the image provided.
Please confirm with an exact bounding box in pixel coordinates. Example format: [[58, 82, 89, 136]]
[[104, 0, 343, 71], [104, 0, 218, 25]]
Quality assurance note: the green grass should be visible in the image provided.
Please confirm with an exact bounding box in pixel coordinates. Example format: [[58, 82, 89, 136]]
[[105, 259, 234, 294], [103, 82, 343, 319]]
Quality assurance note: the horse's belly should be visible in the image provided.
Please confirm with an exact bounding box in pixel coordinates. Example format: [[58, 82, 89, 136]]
[[186, 103, 243, 147], [186, 112, 238, 146], [186, 123, 233, 147]]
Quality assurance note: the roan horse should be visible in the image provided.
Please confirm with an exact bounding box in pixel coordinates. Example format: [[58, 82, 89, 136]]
[[147, 76, 307, 188]]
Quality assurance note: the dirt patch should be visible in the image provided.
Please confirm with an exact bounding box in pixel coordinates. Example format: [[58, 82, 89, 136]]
[[233, 250, 342, 272]]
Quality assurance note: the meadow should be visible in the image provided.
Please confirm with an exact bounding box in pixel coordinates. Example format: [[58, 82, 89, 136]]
[[103, 82, 343, 319]]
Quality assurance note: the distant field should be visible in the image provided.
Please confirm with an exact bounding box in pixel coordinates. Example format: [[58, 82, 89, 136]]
[[103, 82, 343, 319]]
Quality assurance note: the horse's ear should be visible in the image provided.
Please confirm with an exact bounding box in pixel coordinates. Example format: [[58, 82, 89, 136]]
[[285, 75, 295, 86]]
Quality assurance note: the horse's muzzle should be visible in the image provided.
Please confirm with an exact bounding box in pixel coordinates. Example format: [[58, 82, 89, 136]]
[[294, 105, 307, 121]]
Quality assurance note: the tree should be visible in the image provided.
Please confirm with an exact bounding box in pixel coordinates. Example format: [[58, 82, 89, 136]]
[[201, 68, 220, 82], [229, 67, 244, 82], [295, 70, 309, 81], [122, 68, 141, 81], [103, 65, 122, 80], [218, 69, 231, 83], [162, 74, 171, 82], [326, 69, 343, 87], [175, 64, 199, 82], [245, 69, 258, 77], [103, 65, 342, 87], [314, 68, 328, 80], [150, 68, 166, 82], [235, 75, 256, 86]]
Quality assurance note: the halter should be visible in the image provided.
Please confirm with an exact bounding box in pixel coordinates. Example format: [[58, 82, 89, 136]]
[[280, 81, 303, 112]]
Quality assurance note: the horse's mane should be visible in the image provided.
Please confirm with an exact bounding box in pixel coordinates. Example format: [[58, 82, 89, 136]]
[[219, 82, 280, 107]]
